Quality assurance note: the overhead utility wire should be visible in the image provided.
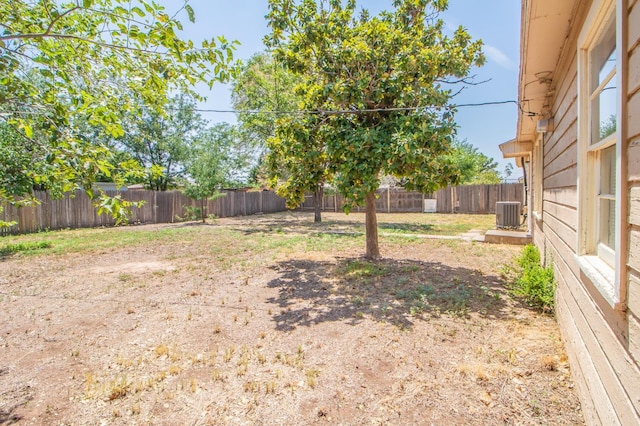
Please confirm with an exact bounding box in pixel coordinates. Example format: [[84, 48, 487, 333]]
[[183, 100, 538, 117], [1, 100, 539, 118]]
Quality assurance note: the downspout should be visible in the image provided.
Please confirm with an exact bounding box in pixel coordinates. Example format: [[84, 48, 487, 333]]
[[521, 156, 532, 236]]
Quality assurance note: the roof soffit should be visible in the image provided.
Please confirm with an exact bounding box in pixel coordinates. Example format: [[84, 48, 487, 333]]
[[517, 0, 580, 142]]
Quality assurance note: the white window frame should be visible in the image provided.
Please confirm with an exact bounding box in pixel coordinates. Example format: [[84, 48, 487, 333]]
[[576, 0, 625, 309]]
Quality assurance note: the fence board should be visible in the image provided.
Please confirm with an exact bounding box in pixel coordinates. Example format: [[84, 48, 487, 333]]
[[2, 184, 523, 236], [300, 183, 524, 215], [1, 189, 289, 235]]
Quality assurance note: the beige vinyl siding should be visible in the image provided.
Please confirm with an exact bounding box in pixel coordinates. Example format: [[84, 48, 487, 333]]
[[535, 1, 640, 423]]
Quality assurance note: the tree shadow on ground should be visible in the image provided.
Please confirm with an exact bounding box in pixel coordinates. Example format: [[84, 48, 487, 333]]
[[266, 257, 517, 331], [226, 219, 444, 237]]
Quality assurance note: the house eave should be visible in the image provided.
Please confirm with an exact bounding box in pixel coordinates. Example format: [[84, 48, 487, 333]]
[[517, 0, 580, 142], [499, 139, 533, 159]]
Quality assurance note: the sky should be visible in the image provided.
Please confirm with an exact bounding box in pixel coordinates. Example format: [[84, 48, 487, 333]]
[[166, 0, 522, 178]]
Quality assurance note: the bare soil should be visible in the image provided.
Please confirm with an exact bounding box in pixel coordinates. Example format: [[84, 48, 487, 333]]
[[0, 212, 583, 425]]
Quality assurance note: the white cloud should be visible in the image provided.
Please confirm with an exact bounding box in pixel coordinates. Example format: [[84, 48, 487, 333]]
[[484, 45, 517, 71]]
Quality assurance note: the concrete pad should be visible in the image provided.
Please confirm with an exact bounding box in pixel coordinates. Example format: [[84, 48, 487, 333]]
[[484, 229, 532, 245]]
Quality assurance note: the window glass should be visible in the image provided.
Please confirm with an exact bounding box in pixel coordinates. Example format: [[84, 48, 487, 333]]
[[598, 145, 616, 250], [589, 17, 617, 145]]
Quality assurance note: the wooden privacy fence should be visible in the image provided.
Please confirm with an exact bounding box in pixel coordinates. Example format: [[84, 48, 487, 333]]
[[301, 183, 524, 214], [1, 189, 287, 235]]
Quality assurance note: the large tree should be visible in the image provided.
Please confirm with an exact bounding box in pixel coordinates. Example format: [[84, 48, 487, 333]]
[[118, 93, 205, 191], [267, 0, 484, 258], [232, 51, 332, 223], [0, 0, 238, 223], [449, 139, 501, 185], [267, 113, 332, 222], [182, 123, 250, 222], [231, 52, 302, 150]]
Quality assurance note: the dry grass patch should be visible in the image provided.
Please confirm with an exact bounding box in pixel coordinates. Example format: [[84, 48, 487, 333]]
[[0, 212, 583, 424]]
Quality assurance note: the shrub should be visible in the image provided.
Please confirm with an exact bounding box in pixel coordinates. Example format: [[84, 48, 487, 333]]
[[175, 205, 202, 222], [506, 244, 555, 313]]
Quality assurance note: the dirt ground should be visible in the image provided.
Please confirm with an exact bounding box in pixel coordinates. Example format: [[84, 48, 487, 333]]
[[0, 212, 584, 425]]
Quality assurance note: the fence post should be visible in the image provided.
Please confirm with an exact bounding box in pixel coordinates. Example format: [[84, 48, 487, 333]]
[[450, 187, 454, 213]]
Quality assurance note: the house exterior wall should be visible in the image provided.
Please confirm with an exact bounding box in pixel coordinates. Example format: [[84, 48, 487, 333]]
[[626, 0, 640, 381], [532, 0, 640, 424]]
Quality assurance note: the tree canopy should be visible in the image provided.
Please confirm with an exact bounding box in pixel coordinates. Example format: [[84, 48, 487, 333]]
[[266, 0, 484, 258], [449, 139, 501, 185], [117, 94, 205, 191], [0, 0, 238, 224], [182, 123, 249, 221]]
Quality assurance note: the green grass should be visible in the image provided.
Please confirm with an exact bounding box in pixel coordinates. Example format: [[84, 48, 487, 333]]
[[315, 213, 495, 236], [0, 226, 202, 256], [0, 213, 493, 261], [0, 241, 53, 256], [338, 260, 390, 279]]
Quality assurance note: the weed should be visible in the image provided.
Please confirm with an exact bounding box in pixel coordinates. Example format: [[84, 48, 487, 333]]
[[168, 365, 182, 375], [540, 355, 558, 371], [118, 273, 132, 282], [265, 381, 276, 394], [237, 352, 250, 369], [108, 375, 130, 400], [504, 244, 555, 312], [116, 356, 133, 368], [214, 325, 221, 334], [223, 346, 235, 363], [211, 369, 222, 381], [243, 381, 260, 393], [236, 365, 248, 377], [155, 345, 169, 357], [175, 205, 202, 222], [306, 368, 320, 388]]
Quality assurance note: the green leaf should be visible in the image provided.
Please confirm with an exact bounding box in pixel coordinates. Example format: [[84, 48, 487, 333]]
[[23, 124, 33, 139]]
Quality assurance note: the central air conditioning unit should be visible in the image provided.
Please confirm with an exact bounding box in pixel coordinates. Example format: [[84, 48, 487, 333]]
[[423, 199, 437, 213], [496, 202, 521, 229]]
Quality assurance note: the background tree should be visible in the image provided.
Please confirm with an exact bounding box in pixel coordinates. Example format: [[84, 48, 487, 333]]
[[267, 0, 484, 258], [182, 123, 249, 222], [118, 94, 205, 191], [503, 163, 514, 181], [0, 0, 238, 222], [448, 139, 501, 185], [267, 113, 332, 222], [231, 51, 302, 187]]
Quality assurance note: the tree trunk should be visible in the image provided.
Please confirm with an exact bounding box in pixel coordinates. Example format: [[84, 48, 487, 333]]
[[314, 185, 324, 223], [201, 198, 206, 223], [364, 190, 380, 259]]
